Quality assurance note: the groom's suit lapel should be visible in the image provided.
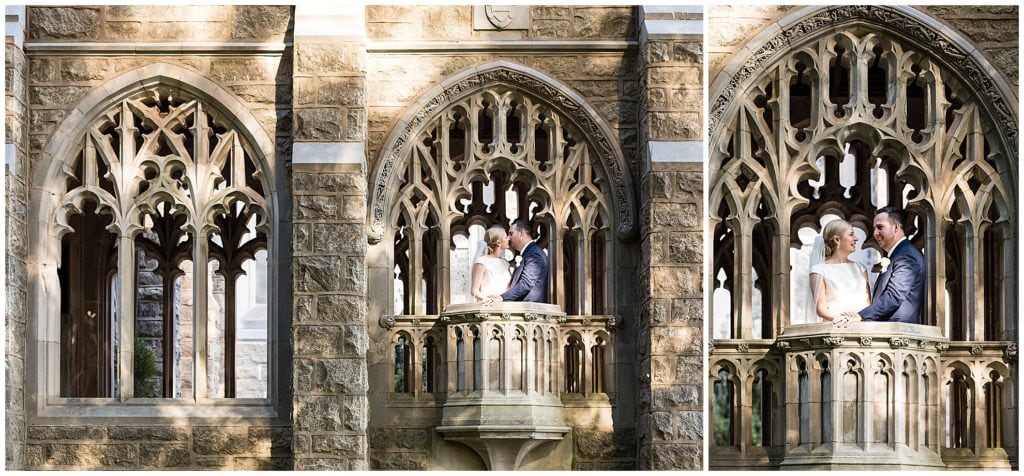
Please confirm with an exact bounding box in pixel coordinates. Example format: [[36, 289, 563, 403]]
[[873, 241, 903, 300], [510, 242, 531, 287]]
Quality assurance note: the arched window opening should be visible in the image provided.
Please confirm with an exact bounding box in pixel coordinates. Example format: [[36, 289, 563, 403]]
[[472, 329, 482, 390], [905, 63, 926, 143], [842, 359, 860, 443], [820, 357, 832, 444], [752, 368, 773, 446], [789, 61, 812, 140], [873, 360, 891, 443], [488, 329, 503, 390], [945, 210, 967, 341], [394, 334, 413, 393], [867, 45, 888, 118], [59, 202, 118, 398], [713, 368, 735, 446], [511, 329, 525, 391], [904, 359, 919, 448], [982, 215, 1003, 341], [564, 335, 584, 394], [590, 336, 607, 394], [947, 369, 973, 448], [798, 359, 810, 445], [984, 370, 1003, 448], [828, 44, 851, 117], [455, 328, 466, 392], [422, 336, 439, 393]]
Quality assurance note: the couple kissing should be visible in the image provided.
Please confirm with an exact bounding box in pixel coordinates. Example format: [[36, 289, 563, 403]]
[[470, 219, 549, 304]]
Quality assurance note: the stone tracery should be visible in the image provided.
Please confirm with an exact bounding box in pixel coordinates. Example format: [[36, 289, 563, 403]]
[[709, 6, 1017, 470]]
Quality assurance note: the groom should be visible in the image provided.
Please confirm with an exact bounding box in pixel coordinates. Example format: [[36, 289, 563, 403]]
[[492, 219, 549, 303], [839, 206, 925, 325]]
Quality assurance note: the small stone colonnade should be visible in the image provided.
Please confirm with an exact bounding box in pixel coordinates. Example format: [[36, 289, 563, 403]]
[[381, 301, 617, 469], [711, 322, 1017, 470]]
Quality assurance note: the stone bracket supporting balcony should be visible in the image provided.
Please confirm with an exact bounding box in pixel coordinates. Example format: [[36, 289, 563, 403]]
[[437, 424, 570, 470]]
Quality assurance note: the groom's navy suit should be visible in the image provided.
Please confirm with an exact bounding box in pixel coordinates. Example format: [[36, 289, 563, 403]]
[[501, 241, 549, 303], [859, 239, 925, 324]]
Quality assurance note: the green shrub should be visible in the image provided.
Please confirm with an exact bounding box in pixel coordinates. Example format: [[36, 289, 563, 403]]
[[134, 336, 160, 398]]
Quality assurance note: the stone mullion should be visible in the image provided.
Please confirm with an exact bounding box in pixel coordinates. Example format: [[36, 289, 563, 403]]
[[161, 273, 176, 398], [773, 218, 791, 334], [733, 222, 753, 340], [409, 231, 424, 315], [999, 232, 1016, 341], [969, 229, 985, 342], [973, 367, 987, 454], [191, 236, 210, 400], [784, 354, 800, 448], [932, 219, 947, 333], [892, 352, 907, 448]]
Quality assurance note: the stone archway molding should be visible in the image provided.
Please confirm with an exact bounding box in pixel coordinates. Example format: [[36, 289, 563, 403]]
[[31, 62, 281, 230], [367, 60, 637, 244], [709, 5, 1018, 155]]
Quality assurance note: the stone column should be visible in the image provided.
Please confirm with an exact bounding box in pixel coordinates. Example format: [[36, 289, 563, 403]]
[[636, 6, 704, 470], [4, 5, 28, 469], [290, 5, 369, 470]]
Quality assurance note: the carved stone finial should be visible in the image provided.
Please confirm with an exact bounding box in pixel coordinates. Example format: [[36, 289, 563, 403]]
[[379, 315, 396, 330]]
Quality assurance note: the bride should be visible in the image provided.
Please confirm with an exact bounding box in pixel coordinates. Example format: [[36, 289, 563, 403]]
[[806, 219, 871, 326], [470, 226, 511, 302]]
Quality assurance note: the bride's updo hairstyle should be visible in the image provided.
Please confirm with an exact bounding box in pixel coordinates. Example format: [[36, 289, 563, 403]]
[[484, 226, 507, 254], [822, 219, 852, 258]]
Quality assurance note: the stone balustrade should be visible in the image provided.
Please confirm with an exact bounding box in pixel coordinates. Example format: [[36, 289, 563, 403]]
[[379, 301, 618, 469], [711, 322, 1017, 470]]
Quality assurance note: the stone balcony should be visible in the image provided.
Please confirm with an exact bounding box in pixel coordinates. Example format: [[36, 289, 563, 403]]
[[381, 301, 619, 470], [710, 322, 1017, 470]]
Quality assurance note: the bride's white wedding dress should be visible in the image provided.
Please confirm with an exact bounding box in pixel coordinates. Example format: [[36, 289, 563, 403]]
[[474, 255, 510, 298], [809, 262, 870, 320]]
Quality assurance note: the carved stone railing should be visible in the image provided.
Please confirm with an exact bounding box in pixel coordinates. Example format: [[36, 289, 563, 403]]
[[380, 302, 619, 469], [710, 323, 1017, 470]]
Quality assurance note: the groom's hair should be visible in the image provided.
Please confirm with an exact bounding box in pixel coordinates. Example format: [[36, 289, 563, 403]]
[[511, 219, 533, 238], [876, 206, 907, 229]]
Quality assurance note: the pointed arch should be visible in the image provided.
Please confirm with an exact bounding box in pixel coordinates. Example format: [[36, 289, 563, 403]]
[[367, 60, 637, 244]]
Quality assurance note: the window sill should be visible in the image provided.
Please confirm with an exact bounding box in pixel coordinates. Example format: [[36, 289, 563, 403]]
[[31, 396, 280, 423]]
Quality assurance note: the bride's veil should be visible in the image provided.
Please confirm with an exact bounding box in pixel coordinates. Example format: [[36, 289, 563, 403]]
[[803, 235, 826, 323], [469, 239, 488, 300]]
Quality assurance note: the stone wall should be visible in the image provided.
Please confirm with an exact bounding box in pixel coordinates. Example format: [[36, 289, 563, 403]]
[[917, 5, 1019, 90], [25, 425, 291, 470], [635, 6, 704, 470], [289, 5, 370, 469], [5, 10, 30, 469], [18, 6, 294, 469]]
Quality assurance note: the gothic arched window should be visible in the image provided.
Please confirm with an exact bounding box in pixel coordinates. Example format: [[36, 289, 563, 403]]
[[36, 70, 279, 411], [369, 63, 636, 320], [709, 14, 1017, 339]]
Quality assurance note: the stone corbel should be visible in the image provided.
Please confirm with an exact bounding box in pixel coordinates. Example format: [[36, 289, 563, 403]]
[[379, 315, 396, 330], [775, 340, 790, 350], [605, 315, 622, 332], [1003, 343, 1017, 362]]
